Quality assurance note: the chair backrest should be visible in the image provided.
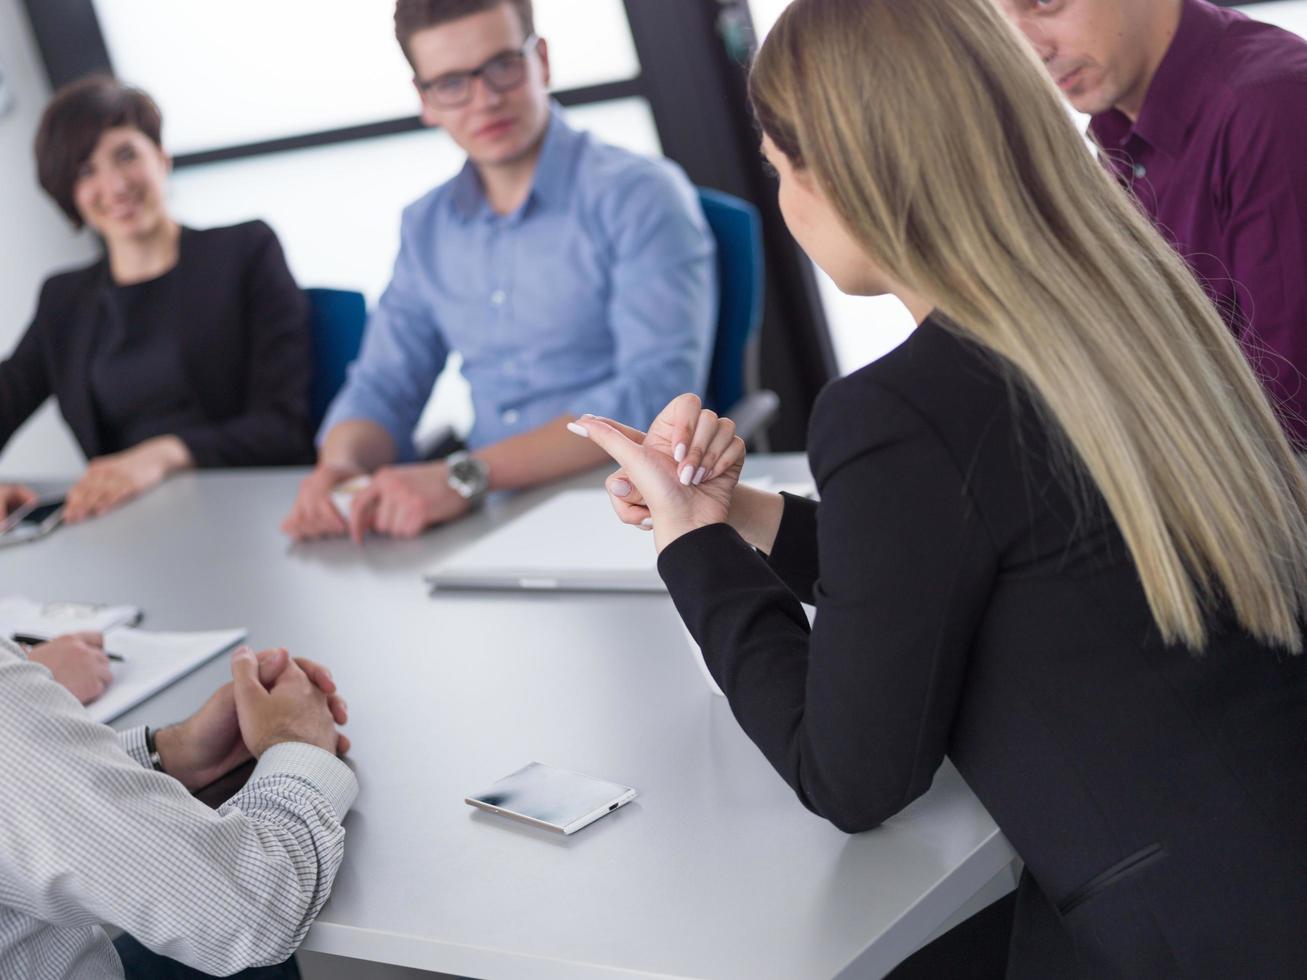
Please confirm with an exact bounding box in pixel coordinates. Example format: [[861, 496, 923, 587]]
[[305, 287, 368, 430], [698, 188, 765, 415]]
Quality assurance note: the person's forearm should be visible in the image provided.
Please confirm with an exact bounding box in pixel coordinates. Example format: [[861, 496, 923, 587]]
[[475, 416, 609, 491], [727, 485, 786, 554], [318, 420, 397, 474]]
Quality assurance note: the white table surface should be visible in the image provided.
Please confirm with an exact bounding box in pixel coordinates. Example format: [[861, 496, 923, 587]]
[[2, 458, 1016, 980]]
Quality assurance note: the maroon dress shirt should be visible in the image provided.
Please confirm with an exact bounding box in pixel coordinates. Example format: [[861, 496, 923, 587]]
[[1090, 0, 1307, 446]]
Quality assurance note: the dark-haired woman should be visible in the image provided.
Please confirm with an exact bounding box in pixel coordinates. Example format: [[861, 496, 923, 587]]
[[0, 76, 313, 524]]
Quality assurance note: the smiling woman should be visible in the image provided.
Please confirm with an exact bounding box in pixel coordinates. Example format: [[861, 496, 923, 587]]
[[33, 77, 165, 231], [0, 75, 315, 524]]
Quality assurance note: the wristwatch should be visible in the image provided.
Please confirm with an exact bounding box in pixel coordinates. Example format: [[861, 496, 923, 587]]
[[445, 451, 491, 507], [144, 726, 166, 772]]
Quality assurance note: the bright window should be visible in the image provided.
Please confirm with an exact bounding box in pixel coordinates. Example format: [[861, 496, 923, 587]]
[[91, 0, 640, 156], [1238, 0, 1307, 37]]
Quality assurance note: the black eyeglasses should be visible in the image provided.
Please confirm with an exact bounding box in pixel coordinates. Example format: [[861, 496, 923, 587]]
[[416, 36, 540, 108]]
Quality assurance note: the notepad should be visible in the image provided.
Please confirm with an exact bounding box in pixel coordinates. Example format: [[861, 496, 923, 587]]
[[0, 596, 142, 636], [1, 595, 246, 724], [86, 627, 247, 724]]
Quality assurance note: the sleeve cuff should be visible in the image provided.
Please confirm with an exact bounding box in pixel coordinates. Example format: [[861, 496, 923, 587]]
[[250, 741, 359, 821], [172, 428, 221, 468], [118, 726, 154, 770]]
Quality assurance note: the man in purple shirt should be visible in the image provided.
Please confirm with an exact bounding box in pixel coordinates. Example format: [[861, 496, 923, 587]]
[[1000, 0, 1307, 445]]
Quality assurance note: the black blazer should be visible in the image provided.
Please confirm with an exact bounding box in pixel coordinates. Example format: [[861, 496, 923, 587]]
[[0, 221, 314, 466], [659, 317, 1307, 978]]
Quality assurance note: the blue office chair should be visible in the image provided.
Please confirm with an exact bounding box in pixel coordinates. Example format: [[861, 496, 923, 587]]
[[697, 188, 779, 443], [305, 287, 368, 431]]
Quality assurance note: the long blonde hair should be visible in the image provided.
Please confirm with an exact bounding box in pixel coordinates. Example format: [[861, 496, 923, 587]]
[[751, 0, 1307, 651]]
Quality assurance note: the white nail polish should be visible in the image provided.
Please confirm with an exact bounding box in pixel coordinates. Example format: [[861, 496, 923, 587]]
[[674, 443, 687, 463], [680, 465, 694, 485], [566, 422, 590, 438], [641, 517, 653, 527], [693, 466, 706, 485]]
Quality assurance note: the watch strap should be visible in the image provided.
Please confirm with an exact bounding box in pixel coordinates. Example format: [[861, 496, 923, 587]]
[[144, 726, 165, 772]]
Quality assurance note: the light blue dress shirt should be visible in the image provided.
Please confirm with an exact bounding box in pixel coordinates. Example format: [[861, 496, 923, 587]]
[[321, 104, 717, 459]]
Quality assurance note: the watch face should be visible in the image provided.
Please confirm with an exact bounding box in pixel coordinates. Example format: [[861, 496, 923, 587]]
[[448, 456, 489, 499]]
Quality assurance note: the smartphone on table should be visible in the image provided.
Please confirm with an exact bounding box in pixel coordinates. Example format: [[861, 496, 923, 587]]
[[0, 496, 65, 548], [465, 762, 637, 835]]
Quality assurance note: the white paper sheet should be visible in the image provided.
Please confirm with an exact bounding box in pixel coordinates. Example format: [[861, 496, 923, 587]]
[[87, 627, 248, 724]]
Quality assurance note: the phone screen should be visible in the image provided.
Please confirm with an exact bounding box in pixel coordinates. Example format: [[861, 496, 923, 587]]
[[19, 500, 63, 526], [466, 762, 636, 834], [1, 497, 65, 543]]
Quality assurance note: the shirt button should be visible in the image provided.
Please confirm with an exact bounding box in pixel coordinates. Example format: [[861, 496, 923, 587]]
[[491, 289, 507, 306], [1132, 163, 1147, 179], [501, 409, 520, 425]]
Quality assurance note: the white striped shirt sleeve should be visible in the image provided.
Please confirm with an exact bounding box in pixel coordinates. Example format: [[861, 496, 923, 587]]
[[0, 639, 358, 977]]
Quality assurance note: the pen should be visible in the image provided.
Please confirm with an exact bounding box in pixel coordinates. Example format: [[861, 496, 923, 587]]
[[11, 633, 125, 662]]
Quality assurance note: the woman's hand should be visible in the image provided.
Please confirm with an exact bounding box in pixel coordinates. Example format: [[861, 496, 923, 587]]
[[65, 436, 193, 523], [618, 393, 744, 487], [568, 394, 746, 552]]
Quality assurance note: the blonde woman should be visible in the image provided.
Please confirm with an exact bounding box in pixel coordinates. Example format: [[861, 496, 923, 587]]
[[567, 0, 1307, 975]]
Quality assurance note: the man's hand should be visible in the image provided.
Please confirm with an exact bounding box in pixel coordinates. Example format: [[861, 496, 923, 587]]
[[281, 462, 363, 541], [0, 483, 37, 518], [347, 462, 471, 543], [155, 648, 349, 791], [65, 436, 192, 524], [231, 647, 348, 758], [27, 632, 113, 705]]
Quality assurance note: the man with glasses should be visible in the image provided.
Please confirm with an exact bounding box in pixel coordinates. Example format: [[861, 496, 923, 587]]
[[282, 0, 716, 542], [999, 0, 1307, 448]]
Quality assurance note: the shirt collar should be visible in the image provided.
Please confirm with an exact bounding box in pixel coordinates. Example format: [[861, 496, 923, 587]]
[[450, 101, 580, 224], [1090, 0, 1228, 156]]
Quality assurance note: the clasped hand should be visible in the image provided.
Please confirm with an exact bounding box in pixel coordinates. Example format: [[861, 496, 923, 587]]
[[281, 462, 469, 543], [567, 393, 746, 552], [155, 646, 350, 793]]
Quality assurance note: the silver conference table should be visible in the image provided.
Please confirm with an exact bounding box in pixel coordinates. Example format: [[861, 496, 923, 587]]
[[3, 458, 1017, 980]]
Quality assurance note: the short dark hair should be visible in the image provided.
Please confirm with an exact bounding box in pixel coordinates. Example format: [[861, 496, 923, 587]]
[[394, 0, 535, 69], [34, 75, 163, 228]]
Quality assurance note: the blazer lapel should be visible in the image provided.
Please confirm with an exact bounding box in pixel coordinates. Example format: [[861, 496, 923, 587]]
[[57, 261, 113, 459]]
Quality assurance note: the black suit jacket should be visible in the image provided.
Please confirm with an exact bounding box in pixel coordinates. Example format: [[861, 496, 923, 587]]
[[0, 221, 314, 466], [659, 317, 1307, 978]]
